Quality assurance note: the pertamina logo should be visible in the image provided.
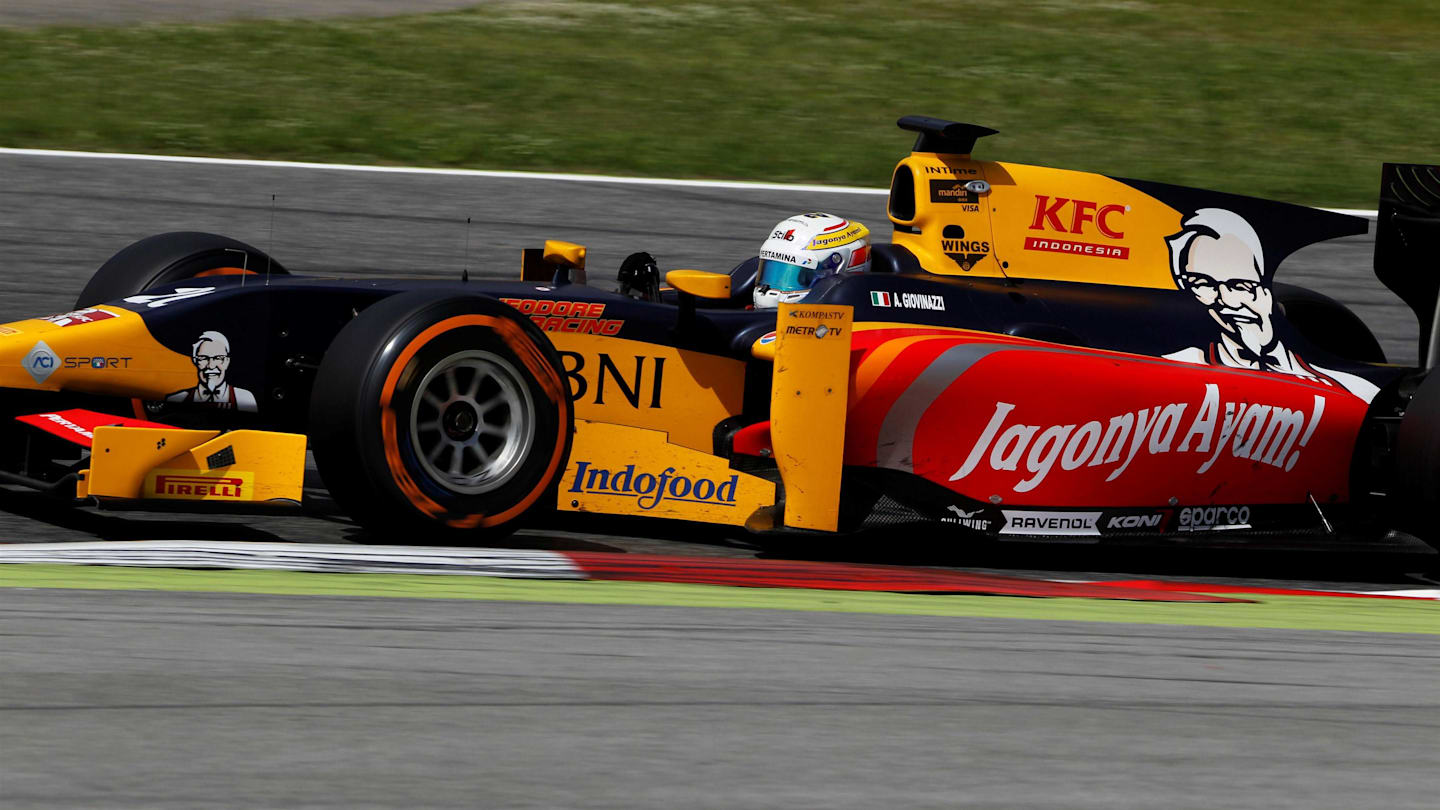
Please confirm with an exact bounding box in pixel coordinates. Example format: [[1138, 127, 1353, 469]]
[[569, 462, 739, 510], [145, 469, 254, 501], [1025, 195, 1130, 260]]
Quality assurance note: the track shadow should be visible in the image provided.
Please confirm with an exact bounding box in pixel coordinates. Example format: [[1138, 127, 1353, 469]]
[[756, 526, 1440, 587], [0, 488, 297, 544]]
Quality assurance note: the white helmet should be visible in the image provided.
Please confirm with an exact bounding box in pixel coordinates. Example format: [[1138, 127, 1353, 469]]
[[753, 213, 871, 309]]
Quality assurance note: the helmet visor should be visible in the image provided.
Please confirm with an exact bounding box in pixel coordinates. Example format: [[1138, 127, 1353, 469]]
[[758, 259, 817, 292]]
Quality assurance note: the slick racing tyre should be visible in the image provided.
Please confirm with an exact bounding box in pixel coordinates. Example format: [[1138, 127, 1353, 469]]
[[309, 291, 572, 540], [1395, 370, 1440, 550], [76, 231, 288, 308]]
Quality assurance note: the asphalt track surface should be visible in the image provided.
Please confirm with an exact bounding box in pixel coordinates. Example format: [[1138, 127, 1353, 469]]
[[4, 153, 1440, 808], [5, 588, 1440, 810]]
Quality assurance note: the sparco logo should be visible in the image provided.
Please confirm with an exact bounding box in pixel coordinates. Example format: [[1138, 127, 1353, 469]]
[[1178, 505, 1251, 531], [569, 462, 739, 510]]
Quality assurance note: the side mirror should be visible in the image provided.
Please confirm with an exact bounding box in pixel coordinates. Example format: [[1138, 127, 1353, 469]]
[[544, 240, 587, 269], [665, 270, 731, 335], [544, 240, 587, 286], [665, 269, 730, 300]]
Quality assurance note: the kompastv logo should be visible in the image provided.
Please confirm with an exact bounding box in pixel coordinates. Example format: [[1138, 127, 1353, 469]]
[[569, 462, 739, 510]]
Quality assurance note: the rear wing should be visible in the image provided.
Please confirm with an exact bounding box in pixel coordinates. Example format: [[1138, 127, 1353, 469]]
[[1374, 164, 1440, 367]]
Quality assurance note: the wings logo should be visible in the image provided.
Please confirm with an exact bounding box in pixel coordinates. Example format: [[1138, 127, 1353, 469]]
[[568, 462, 739, 510], [940, 225, 990, 271]]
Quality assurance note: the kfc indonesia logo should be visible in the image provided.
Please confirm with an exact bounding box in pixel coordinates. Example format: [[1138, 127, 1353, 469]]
[[1025, 195, 1130, 260], [949, 383, 1325, 493], [146, 470, 252, 500]]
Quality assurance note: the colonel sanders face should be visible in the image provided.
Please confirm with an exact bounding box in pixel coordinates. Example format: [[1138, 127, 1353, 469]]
[[1181, 232, 1274, 356], [1168, 208, 1274, 359], [192, 332, 231, 394]]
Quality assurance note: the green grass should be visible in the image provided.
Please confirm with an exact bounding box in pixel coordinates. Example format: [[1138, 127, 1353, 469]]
[[1, 1, 1437, 207], [3, 564, 1439, 634]]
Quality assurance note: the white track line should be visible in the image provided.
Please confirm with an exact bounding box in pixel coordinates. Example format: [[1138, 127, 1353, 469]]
[[0, 540, 585, 578], [0, 146, 1379, 217], [0, 147, 886, 195]]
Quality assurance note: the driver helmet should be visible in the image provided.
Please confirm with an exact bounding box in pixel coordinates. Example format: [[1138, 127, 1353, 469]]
[[753, 213, 870, 309]]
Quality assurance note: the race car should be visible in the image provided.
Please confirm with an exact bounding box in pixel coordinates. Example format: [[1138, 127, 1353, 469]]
[[2, 115, 1439, 549]]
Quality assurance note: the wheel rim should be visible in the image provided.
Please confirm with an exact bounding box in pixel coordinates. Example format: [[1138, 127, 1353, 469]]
[[408, 349, 536, 495]]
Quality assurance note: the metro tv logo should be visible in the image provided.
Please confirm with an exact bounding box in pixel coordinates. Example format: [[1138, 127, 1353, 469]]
[[569, 462, 739, 510]]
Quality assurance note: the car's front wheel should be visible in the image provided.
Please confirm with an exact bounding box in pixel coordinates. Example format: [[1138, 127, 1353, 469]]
[[309, 291, 572, 540]]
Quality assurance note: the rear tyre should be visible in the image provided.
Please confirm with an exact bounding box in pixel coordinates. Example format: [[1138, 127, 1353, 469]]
[[1275, 285, 1385, 364], [1394, 371, 1440, 549], [76, 231, 287, 307], [309, 291, 572, 540]]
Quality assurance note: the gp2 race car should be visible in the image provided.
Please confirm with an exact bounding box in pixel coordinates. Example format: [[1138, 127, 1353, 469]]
[[3, 116, 1440, 549]]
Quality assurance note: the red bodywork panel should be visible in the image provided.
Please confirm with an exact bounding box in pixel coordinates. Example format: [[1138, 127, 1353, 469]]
[[846, 328, 1369, 508], [17, 409, 172, 448]]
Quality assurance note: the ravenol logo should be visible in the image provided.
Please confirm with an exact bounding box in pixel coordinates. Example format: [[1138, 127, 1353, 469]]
[[569, 462, 739, 510], [23, 340, 58, 384]]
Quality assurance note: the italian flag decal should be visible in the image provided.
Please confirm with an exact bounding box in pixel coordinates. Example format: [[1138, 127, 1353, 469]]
[[870, 291, 892, 307]]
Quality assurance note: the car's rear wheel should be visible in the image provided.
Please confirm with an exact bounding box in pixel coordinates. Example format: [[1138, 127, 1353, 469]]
[[1394, 370, 1440, 550], [309, 290, 571, 540], [76, 231, 287, 308]]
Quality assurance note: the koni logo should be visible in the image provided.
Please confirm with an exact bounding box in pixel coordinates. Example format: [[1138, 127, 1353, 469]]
[[568, 462, 739, 510]]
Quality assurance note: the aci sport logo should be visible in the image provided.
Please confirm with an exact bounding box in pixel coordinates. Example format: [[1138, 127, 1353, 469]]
[[569, 461, 739, 510], [23, 341, 58, 384]]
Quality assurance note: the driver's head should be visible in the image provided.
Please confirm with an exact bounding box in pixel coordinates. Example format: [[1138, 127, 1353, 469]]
[[753, 213, 870, 309]]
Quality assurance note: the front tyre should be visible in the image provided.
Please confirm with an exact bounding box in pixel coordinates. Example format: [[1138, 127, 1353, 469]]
[[309, 291, 572, 540], [77, 231, 288, 307]]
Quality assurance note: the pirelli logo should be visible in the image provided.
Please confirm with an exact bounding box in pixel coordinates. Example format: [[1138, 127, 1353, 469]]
[[144, 469, 255, 501]]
